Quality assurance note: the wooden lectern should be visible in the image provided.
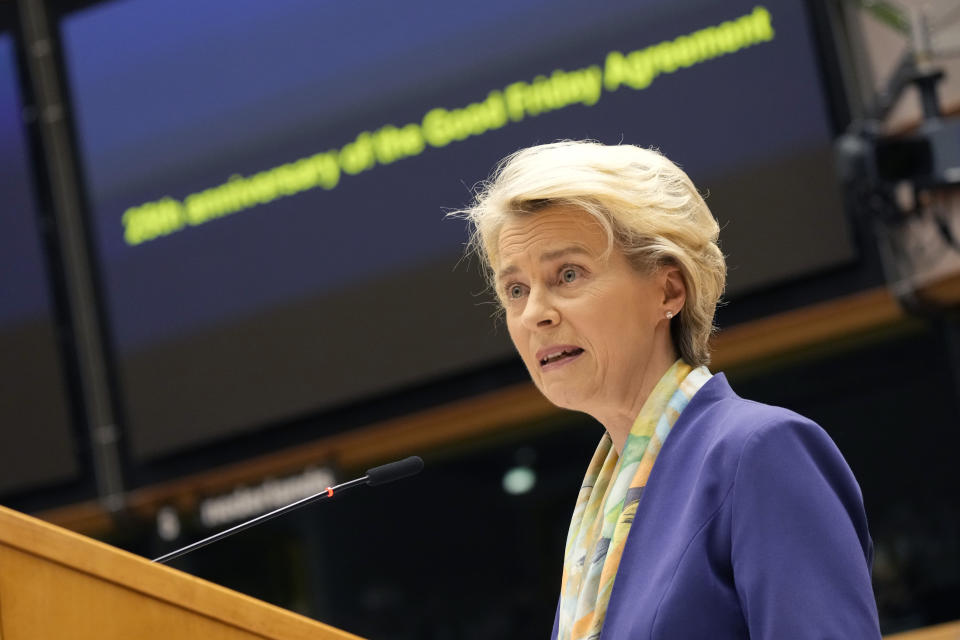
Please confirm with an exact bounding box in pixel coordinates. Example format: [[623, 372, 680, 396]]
[[0, 505, 362, 639]]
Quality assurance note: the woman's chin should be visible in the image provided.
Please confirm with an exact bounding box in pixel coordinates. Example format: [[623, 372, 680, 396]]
[[539, 382, 592, 413]]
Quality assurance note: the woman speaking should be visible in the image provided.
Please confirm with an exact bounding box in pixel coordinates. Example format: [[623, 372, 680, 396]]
[[459, 141, 881, 639]]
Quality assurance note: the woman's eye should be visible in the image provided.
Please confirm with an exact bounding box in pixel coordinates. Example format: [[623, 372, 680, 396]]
[[561, 267, 578, 283], [508, 284, 525, 299]]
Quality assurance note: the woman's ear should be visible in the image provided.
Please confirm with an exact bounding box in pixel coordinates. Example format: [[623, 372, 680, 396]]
[[661, 265, 687, 312]]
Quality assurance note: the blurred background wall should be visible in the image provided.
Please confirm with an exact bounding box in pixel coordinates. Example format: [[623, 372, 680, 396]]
[[1, 0, 958, 637]]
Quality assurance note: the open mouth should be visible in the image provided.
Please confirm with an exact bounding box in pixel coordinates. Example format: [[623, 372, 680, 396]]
[[539, 348, 585, 367]]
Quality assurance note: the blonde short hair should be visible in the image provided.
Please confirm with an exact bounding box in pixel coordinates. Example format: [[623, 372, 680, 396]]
[[458, 140, 726, 366]]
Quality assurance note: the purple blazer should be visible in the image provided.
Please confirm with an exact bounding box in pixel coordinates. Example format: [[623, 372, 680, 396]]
[[552, 374, 881, 639]]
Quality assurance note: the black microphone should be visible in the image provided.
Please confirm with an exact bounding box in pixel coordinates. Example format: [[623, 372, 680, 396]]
[[366, 455, 424, 485], [152, 456, 424, 565]]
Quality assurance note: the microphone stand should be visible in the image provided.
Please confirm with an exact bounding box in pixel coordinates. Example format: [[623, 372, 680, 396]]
[[152, 476, 368, 565], [151, 456, 423, 564]]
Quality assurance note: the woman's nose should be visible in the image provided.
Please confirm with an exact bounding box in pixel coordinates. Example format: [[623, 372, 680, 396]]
[[520, 287, 560, 330]]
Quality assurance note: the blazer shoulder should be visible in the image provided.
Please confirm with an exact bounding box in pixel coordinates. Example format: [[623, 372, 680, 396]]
[[675, 373, 836, 481]]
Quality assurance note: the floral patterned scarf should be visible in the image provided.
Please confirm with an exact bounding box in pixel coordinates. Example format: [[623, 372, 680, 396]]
[[556, 359, 712, 640]]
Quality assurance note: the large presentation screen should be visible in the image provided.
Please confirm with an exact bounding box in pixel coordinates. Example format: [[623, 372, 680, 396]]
[[60, 0, 853, 461], [0, 32, 77, 496]]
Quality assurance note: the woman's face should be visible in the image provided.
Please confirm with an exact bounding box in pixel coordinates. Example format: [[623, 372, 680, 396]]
[[496, 205, 680, 418]]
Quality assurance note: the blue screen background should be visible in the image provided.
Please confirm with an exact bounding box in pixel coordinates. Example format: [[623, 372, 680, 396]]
[[63, 0, 839, 351]]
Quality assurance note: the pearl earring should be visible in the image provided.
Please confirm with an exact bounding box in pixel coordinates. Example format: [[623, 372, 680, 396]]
[[665, 311, 674, 319]]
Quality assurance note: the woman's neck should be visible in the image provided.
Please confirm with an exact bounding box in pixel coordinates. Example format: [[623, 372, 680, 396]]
[[592, 345, 680, 455]]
